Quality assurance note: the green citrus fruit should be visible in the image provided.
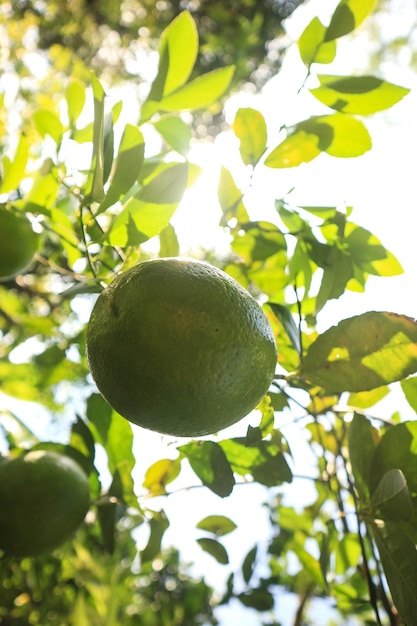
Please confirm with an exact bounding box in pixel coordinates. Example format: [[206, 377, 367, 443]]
[[0, 450, 90, 557], [0, 207, 40, 282], [86, 257, 277, 437]]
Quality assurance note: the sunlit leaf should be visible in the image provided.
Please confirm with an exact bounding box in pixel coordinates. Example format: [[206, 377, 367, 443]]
[[33, 110, 64, 144], [23, 158, 60, 213], [298, 17, 337, 66], [233, 108, 267, 166], [158, 11, 198, 97], [369, 421, 417, 494], [159, 66, 235, 112], [66, 79, 86, 126], [105, 410, 137, 507], [301, 312, 417, 394], [347, 386, 389, 409], [0, 134, 29, 193], [97, 124, 145, 214], [311, 75, 410, 114], [196, 515, 237, 537], [159, 223, 180, 257], [325, 0, 378, 42], [143, 458, 181, 496], [401, 375, 417, 413], [265, 130, 321, 168], [218, 166, 249, 225], [153, 115, 191, 155], [108, 162, 188, 246], [85, 74, 106, 202]]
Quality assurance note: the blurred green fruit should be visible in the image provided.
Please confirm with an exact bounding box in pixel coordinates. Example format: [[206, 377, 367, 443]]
[[0, 450, 90, 557]]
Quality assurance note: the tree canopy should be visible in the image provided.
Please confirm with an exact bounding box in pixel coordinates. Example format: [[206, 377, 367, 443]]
[[1, 0, 417, 624]]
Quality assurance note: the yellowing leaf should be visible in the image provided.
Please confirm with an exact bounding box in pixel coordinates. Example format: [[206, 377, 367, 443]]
[[143, 458, 181, 496]]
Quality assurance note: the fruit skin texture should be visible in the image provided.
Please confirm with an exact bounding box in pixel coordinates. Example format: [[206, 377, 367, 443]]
[[0, 450, 90, 557], [86, 257, 277, 437], [0, 208, 40, 282]]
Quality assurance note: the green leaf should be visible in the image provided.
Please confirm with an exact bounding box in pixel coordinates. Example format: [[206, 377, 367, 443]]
[[315, 246, 354, 313], [66, 79, 86, 126], [179, 441, 235, 498], [369, 421, 417, 494], [97, 124, 145, 214], [220, 438, 292, 487], [218, 166, 249, 225], [301, 312, 417, 394], [370, 469, 413, 522], [232, 221, 287, 263], [345, 223, 403, 276], [23, 157, 59, 213], [143, 458, 181, 496], [242, 546, 258, 584], [311, 75, 410, 114], [197, 538, 229, 564], [108, 162, 188, 246], [86, 392, 112, 444], [238, 588, 274, 611], [158, 11, 198, 97], [153, 115, 191, 155], [0, 134, 29, 193], [314, 114, 372, 157], [33, 110, 64, 144], [325, 0, 378, 42], [105, 410, 137, 507], [159, 223, 179, 257], [196, 515, 237, 537], [268, 302, 301, 354], [141, 510, 169, 563], [233, 108, 267, 166], [265, 129, 321, 168], [372, 521, 417, 625], [159, 66, 235, 112], [348, 386, 389, 409], [401, 376, 417, 412], [298, 17, 337, 66], [85, 74, 106, 203], [0, 410, 38, 448], [266, 114, 372, 168]]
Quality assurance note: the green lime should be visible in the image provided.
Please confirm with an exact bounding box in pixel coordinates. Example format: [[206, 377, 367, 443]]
[[0, 450, 90, 557], [86, 258, 277, 437], [0, 208, 40, 282]]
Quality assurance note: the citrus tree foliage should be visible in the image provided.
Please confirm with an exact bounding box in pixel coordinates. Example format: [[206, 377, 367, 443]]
[[8, 0, 305, 87], [0, 1, 416, 624]]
